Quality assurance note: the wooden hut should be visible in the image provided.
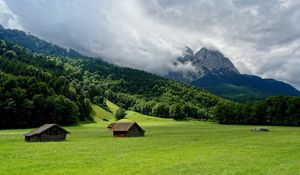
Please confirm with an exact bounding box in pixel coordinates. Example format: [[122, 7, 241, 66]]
[[24, 124, 70, 142], [110, 122, 145, 137]]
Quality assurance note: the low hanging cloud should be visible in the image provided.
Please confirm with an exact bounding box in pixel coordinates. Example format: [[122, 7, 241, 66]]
[[0, 0, 22, 29], [2, 0, 300, 89], [2, 0, 185, 73]]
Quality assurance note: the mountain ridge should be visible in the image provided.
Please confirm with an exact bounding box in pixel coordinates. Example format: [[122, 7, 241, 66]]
[[167, 47, 300, 102], [0, 26, 82, 58]]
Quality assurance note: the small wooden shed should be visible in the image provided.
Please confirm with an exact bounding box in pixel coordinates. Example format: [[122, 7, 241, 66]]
[[110, 122, 145, 137], [24, 124, 70, 142]]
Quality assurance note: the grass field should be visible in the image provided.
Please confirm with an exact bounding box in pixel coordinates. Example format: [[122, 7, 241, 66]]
[[0, 103, 300, 175]]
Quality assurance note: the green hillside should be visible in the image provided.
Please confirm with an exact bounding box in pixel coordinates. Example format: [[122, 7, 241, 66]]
[[106, 100, 120, 114], [92, 101, 172, 124], [0, 39, 225, 129], [1, 27, 300, 127], [91, 104, 114, 122]]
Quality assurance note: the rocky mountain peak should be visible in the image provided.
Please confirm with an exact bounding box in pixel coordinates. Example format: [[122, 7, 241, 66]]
[[167, 47, 240, 82], [195, 47, 224, 60], [176, 47, 195, 64], [194, 48, 239, 74], [183, 46, 194, 56]]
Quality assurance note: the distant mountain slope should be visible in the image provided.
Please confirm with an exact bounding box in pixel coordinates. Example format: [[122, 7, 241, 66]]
[[0, 26, 81, 57], [167, 47, 300, 102], [192, 73, 300, 102]]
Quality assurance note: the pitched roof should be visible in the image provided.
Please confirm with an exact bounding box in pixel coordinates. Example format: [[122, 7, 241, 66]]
[[107, 123, 116, 128], [111, 122, 145, 132], [24, 124, 70, 136]]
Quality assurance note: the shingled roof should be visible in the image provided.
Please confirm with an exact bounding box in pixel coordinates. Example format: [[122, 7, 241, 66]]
[[111, 122, 145, 132], [24, 124, 69, 136]]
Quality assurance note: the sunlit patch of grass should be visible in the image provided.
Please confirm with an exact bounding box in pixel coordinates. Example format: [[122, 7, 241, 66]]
[[91, 104, 114, 122], [106, 100, 119, 114]]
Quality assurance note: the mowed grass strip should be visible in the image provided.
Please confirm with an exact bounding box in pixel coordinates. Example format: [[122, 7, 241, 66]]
[[106, 100, 119, 114], [91, 104, 114, 122], [0, 111, 300, 175]]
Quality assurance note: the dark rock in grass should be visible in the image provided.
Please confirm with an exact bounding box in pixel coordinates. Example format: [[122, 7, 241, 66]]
[[251, 128, 269, 132], [102, 118, 109, 122]]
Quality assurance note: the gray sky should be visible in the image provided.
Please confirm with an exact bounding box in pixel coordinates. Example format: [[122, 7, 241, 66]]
[[1, 0, 300, 89]]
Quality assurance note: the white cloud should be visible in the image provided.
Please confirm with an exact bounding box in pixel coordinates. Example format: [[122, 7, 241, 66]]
[[0, 0, 22, 29], [3, 0, 300, 89]]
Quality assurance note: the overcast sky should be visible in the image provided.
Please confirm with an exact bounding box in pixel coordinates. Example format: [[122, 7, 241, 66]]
[[1, 0, 300, 89]]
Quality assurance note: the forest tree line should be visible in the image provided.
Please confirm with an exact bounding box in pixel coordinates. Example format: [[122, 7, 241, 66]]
[[214, 95, 300, 126]]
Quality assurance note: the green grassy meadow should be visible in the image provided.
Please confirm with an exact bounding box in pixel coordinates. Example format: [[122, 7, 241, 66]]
[[0, 103, 299, 175]]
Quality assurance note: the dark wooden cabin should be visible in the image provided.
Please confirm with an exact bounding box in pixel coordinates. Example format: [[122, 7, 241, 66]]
[[24, 124, 70, 142], [110, 122, 145, 137]]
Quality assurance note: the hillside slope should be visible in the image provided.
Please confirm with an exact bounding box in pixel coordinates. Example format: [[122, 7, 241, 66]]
[[0, 36, 226, 128], [192, 72, 300, 102], [0, 27, 81, 58]]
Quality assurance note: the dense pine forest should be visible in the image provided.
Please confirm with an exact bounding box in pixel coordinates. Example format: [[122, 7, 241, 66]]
[[214, 95, 300, 126], [0, 27, 300, 128]]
